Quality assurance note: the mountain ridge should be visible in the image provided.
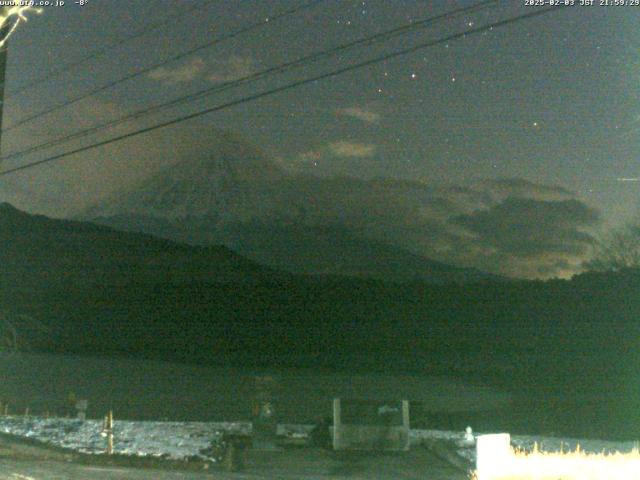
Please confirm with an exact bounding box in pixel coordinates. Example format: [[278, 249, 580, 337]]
[[83, 132, 502, 284], [0, 202, 282, 290]]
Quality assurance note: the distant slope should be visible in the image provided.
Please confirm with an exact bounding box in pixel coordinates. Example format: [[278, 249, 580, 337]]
[[90, 216, 500, 283], [214, 223, 501, 283], [0, 202, 280, 290]]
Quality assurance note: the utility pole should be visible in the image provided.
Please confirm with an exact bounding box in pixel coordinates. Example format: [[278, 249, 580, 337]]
[[0, 44, 7, 157], [0, 8, 12, 158]]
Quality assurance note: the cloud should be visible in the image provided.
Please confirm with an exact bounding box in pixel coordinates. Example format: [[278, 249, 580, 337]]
[[148, 58, 205, 85], [146, 55, 255, 85], [478, 178, 574, 202], [297, 150, 322, 163], [273, 174, 599, 279], [337, 107, 381, 124], [438, 183, 599, 278], [208, 55, 254, 82], [453, 197, 598, 258], [328, 141, 376, 158], [291, 141, 377, 170], [275, 154, 597, 279]]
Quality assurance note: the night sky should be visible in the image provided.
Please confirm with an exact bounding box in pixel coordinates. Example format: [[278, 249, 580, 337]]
[[0, 0, 638, 278]]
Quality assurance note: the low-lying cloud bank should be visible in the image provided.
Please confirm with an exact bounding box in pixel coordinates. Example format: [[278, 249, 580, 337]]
[[293, 176, 598, 279]]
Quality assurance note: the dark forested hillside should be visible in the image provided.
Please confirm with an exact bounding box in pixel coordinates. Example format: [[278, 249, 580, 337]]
[[2, 203, 640, 438], [0, 202, 281, 291]]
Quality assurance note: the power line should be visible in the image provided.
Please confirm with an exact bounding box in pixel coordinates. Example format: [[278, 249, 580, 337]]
[[3, 0, 325, 132], [0, 4, 568, 178], [2, 0, 218, 95], [0, 0, 499, 162]]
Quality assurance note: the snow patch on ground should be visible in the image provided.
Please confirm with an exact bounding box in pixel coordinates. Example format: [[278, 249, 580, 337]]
[[0, 417, 250, 460], [0, 416, 636, 468]]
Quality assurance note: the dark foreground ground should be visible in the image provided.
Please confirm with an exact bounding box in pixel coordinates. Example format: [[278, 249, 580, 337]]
[[9, 269, 640, 441], [0, 433, 469, 480]]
